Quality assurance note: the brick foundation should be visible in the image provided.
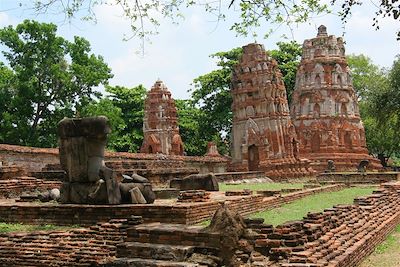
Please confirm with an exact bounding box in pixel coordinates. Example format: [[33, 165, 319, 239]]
[[0, 218, 142, 266], [0, 184, 345, 226]]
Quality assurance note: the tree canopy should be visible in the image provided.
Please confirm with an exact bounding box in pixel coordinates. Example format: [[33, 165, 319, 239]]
[[347, 54, 400, 166], [0, 20, 112, 147], [81, 85, 147, 152]]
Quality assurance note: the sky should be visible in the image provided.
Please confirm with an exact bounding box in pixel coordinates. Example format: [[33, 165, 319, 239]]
[[0, 1, 398, 100]]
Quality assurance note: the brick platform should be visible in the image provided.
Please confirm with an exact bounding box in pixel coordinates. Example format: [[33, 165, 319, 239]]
[[0, 184, 345, 226]]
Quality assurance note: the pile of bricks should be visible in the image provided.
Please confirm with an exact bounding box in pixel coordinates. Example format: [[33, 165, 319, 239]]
[[225, 189, 253, 196], [251, 185, 400, 267], [177, 190, 211, 202], [0, 217, 142, 266], [0, 176, 61, 198]]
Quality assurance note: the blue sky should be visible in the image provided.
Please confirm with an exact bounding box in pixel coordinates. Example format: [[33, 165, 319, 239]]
[[0, 1, 398, 99]]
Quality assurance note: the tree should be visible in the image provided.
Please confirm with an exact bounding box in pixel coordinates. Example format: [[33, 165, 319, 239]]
[[80, 98, 127, 151], [105, 85, 147, 152], [0, 20, 112, 147], [0, 63, 16, 143], [191, 47, 241, 154], [190, 41, 301, 154], [175, 99, 209, 156], [24, 0, 400, 41], [347, 54, 400, 167], [347, 54, 389, 101], [384, 55, 400, 116], [80, 85, 146, 152]]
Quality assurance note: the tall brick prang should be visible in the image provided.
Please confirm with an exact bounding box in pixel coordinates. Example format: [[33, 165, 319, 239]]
[[141, 80, 184, 155], [290, 25, 381, 171], [229, 43, 314, 179]]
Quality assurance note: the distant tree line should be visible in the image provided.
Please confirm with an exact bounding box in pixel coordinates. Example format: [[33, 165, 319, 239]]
[[0, 20, 399, 164]]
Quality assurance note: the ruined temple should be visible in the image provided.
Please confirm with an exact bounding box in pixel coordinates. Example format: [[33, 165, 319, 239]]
[[229, 43, 314, 179], [141, 80, 184, 155], [290, 25, 381, 171]]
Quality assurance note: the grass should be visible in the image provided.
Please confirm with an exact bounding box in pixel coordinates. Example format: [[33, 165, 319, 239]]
[[219, 182, 305, 192], [249, 186, 376, 226], [359, 224, 400, 267], [374, 224, 400, 254], [0, 223, 80, 233]]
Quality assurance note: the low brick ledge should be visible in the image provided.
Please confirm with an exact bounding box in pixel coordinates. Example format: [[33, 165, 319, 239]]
[[0, 184, 346, 226]]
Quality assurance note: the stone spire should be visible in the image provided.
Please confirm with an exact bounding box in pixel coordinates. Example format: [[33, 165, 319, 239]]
[[229, 43, 314, 179], [290, 27, 381, 171], [140, 80, 184, 155]]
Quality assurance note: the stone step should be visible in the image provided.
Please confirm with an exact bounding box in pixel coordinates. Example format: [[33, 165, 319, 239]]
[[126, 223, 220, 247], [109, 258, 204, 267], [117, 242, 195, 261]]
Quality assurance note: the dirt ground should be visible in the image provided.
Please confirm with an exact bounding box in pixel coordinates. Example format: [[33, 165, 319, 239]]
[[359, 228, 400, 267]]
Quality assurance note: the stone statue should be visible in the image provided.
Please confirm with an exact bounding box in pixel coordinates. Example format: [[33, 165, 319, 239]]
[[170, 173, 219, 191], [58, 116, 154, 204], [325, 160, 336, 173], [357, 160, 369, 173]]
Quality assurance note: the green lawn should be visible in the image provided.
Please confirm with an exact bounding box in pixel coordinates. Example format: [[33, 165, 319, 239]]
[[219, 182, 305, 192], [250, 187, 376, 226], [0, 223, 80, 233]]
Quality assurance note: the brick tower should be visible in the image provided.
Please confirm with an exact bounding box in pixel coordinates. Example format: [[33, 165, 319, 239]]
[[290, 25, 381, 171], [230, 43, 314, 179], [140, 80, 184, 155]]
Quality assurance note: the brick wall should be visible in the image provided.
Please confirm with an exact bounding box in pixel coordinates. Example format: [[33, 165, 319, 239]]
[[0, 218, 141, 266], [0, 144, 59, 172], [317, 172, 399, 185], [0, 144, 228, 174], [0, 176, 62, 198]]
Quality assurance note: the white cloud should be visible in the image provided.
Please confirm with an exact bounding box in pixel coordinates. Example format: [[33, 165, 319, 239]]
[[0, 11, 15, 27]]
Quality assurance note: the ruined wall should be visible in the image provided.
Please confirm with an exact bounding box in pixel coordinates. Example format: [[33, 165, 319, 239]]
[[0, 176, 61, 198], [0, 144, 59, 172], [0, 144, 228, 176], [252, 184, 400, 267], [0, 218, 141, 266]]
